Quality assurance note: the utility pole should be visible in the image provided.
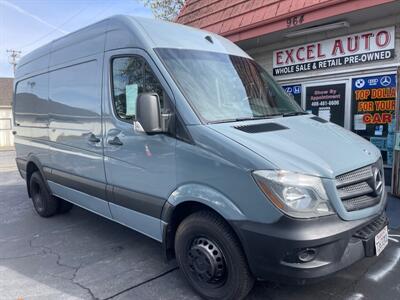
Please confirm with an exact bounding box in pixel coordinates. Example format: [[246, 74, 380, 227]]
[[6, 49, 21, 76]]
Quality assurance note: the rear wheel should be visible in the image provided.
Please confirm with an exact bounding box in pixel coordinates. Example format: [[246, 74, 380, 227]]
[[175, 211, 254, 300], [29, 171, 59, 217], [57, 198, 74, 214]]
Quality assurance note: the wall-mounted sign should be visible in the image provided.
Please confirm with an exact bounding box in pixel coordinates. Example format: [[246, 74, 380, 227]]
[[282, 84, 302, 105], [305, 84, 346, 126], [352, 74, 397, 165], [352, 74, 396, 128], [273, 27, 395, 76]]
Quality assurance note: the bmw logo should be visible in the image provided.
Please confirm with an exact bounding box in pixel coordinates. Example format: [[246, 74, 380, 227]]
[[355, 79, 365, 88]]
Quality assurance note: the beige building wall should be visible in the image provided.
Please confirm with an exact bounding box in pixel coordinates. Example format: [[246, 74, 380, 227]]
[[0, 107, 14, 148]]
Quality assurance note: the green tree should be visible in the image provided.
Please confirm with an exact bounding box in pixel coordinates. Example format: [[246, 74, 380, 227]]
[[142, 0, 186, 21]]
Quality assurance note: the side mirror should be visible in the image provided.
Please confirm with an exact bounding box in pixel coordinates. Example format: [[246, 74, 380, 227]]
[[135, 93, 162, 134]]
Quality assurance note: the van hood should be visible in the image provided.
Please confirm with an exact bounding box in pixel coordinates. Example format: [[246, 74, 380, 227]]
[[208, 115, 381, 179]]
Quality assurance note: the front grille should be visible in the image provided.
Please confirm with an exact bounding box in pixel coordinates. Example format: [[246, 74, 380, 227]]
[[337, 181, 373, 199], [335, 162, 383, 212], [342, 195, 380, 212], [336, 165, 373, 187]]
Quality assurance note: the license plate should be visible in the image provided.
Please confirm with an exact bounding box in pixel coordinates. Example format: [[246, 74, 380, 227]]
[[375, 225, 388, 256]]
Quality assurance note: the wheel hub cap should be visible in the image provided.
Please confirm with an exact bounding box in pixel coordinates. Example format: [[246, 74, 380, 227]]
[[187, 238, 225, 283]]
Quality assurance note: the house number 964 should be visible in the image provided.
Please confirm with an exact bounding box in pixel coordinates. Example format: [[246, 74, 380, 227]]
[[287, 15, 304, 27]]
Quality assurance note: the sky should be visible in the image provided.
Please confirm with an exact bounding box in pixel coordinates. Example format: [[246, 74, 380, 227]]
[[0, 0, 153, 78]]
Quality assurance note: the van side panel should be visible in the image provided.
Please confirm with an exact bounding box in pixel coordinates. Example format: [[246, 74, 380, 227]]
[[14, 73, 51, 171], [16, 47, 49, 78], [172, 125, 282, 224], [48, 57, 106, 185], [48, 181, 112, 219]]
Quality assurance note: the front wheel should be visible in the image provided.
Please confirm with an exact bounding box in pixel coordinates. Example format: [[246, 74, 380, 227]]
[[175, 211, 254, 300]]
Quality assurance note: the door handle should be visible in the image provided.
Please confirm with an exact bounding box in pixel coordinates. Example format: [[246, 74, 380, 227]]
[[12, 130, 17, 135], [88, 133, 101, 143], [108, 136, 123, 146]]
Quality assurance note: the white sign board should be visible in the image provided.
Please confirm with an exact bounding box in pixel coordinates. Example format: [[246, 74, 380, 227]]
[[273, 27, 395, 76]]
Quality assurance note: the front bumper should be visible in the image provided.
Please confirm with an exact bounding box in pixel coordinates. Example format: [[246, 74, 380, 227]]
[[232, 211, 388, 284]]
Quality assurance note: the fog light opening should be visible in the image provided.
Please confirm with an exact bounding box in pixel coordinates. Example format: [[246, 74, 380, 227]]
[[298, 248, 317, 262]]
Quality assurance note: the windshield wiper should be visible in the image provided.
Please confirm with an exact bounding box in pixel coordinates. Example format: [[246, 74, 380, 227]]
[[211, 113, 305, 124], [282, 111, 308, 117], [233, 116, 269, 122], [212, 116, 272, 124]]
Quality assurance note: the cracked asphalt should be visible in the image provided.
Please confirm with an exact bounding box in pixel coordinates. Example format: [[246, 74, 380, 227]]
[[1, 149, 400, 300]]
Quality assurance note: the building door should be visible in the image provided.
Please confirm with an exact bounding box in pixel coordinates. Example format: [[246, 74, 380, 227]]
[[303, 81, 349, 129]]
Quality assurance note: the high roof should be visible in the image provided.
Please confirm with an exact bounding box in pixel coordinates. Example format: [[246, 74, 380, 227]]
[[176, 0, 396, 42], [16, 15, 250, 79]]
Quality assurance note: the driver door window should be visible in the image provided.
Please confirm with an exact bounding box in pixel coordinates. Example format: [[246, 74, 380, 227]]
[[112, 56, 167, 121]]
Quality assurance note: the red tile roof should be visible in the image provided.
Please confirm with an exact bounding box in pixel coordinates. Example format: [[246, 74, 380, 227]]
[[176, 0, 395, 42]]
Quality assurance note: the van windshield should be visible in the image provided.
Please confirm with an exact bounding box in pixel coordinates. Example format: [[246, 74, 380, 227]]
[[155, 48, 304, 123]]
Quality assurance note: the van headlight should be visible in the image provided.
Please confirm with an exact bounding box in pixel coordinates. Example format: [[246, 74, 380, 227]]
[[253, 170, 334, 218]]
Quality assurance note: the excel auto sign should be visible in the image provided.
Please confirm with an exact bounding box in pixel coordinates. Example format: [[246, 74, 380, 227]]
[[273, 27, 395, 76]]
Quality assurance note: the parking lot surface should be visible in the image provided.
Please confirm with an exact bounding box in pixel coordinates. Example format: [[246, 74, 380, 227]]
[[1, 150, 400, 300]]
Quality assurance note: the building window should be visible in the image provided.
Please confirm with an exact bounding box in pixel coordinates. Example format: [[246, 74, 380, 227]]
[[352, 74, 397, 166]]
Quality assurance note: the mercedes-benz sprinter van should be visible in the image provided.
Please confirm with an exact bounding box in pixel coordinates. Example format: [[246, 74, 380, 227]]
[[13, 15, 388, 300]]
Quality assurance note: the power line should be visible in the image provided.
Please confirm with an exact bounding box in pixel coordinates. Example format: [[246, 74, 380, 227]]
[[6, 49, 21, 75], [18, 3, 91, 50], [84, 0, 113, 25], [16, 0, 113, 51]]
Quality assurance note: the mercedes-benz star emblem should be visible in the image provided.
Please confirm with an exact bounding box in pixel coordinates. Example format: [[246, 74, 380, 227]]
[[373, 167, 383, 196], [380, 76, 391, 87]]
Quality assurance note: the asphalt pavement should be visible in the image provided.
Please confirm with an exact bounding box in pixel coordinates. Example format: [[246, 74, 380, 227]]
[[1, 149, 400, 300]]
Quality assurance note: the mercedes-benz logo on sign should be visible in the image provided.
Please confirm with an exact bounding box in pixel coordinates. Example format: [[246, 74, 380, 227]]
[[380, 76, 391, 87], [373, 167, 384, 196]]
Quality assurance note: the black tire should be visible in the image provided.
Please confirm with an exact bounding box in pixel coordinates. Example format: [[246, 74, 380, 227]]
[[175, 210, 254, 300], [29, 171, 59, 217], [57, 198, 74, 214]]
